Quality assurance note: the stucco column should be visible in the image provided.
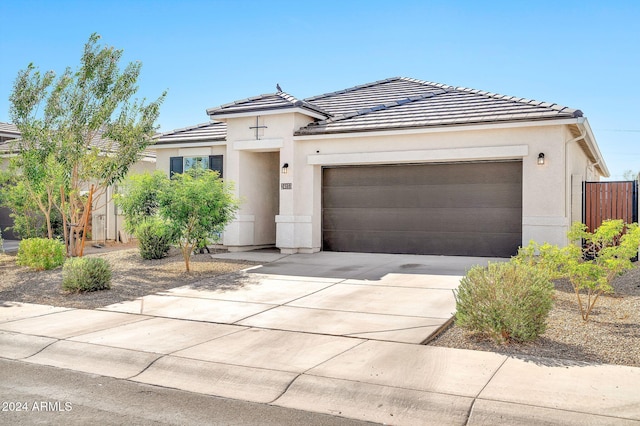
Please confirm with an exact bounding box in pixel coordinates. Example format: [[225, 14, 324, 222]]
[[223, 146, 256, 249], [276, 141, 317, 253]]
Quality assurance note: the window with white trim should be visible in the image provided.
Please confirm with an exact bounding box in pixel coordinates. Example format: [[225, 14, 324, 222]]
[[169, 155, 223, 178]]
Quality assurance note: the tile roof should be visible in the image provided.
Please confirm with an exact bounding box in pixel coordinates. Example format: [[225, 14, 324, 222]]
[[0, 122, 19, 136], [158, 76, 585, 142], [206, 92, 330, 118], [0, 126, 156, 158], [296, 77, 582, 135], [154, 121, 227, 144]]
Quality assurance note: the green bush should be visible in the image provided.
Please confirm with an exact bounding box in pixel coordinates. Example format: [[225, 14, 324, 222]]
[[136, 218, 173, 260], [62, 257, 112, 292], [16, 238, 66, 271], [454, 262, 554, 343], [515, 220, 640, 322]]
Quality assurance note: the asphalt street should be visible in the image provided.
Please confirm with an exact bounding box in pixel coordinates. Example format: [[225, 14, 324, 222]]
[[0, 358, 377, 426]]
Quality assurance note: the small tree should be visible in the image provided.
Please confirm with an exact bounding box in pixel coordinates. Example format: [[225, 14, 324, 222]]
[[4, 152, 66, 239], [9, 33, 165, 256], [516, 219, 640, 322], [117, 169, 239, 271], [158, 169, 239, 272]]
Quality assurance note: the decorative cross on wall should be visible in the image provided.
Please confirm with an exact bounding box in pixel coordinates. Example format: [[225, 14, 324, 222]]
[[249, 116, 267, 140]]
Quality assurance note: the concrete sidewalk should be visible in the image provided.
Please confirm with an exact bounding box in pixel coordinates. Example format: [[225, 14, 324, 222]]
[[1, 252, 639, 425]]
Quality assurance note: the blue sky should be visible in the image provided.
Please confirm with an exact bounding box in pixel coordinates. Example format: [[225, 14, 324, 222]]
[[1, 0, 638, 179]]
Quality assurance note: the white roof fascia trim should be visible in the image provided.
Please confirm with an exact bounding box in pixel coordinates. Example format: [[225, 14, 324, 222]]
[[577, 117, 610, 177], [154, 136, 226, 143], [209, 107, 326, 120], [308, 145, 529, 166], [294, 118, 582, 141], [151, 141, 227, 149]]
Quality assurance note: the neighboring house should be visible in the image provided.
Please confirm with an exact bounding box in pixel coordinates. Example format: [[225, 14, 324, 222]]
[[0, 124, 155, 242], [153, 77, 608, 257], [0, 122, 21, 238], [0, 122, 19, 144]]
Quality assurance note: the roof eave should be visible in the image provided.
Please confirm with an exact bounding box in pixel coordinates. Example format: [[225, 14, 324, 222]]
[[576, 117, 610, 178], [151, 139, 227, 149], [208, 106, 327, 121], [295, 116, 584, 137]]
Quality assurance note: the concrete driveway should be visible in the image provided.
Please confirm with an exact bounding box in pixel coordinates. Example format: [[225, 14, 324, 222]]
[[102, 251, 495, 344], [2, 251, 640, 425]]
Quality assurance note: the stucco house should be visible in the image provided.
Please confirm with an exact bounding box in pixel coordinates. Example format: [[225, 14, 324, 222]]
[[153, 77, 608, 257], [0, 124, 155, 242]]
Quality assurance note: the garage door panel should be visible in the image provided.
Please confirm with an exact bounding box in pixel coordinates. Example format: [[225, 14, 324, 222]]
[[323, 231, 522, 257], [322, 161, 522, 257], [323, 162, 521, 187], [323, 183, 522, 209], [323, 207, 522, 233]]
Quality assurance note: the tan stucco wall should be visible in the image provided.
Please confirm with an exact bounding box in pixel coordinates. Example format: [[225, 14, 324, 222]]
[[153, 113, 603, 254], [294, 124, 588, 250], [222, 112, 315, 251]]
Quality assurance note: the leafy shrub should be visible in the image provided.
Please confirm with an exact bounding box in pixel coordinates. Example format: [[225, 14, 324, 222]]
[[62, 257, 112, 292], [454, 262, 554, 343], [16, 238, 66, 271], [114, 171, 167, 234], [515, 220, 640, 321], [136, 218, 173, 260]]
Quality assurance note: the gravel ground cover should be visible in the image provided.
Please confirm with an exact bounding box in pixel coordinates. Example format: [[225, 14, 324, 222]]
[[0, 244, 256, 309], [429, 266, 640, 367], [1, 243, 639, 367]]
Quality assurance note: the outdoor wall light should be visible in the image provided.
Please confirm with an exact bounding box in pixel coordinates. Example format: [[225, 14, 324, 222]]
[[537, 153, 545, 165], [281, 163, 289, 174]]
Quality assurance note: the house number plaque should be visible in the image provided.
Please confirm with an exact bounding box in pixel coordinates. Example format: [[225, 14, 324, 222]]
[[281, 183, 292, 190]]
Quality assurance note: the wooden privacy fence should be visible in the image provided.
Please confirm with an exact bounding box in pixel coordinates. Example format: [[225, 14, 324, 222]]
[[583, 181, 638, 232]]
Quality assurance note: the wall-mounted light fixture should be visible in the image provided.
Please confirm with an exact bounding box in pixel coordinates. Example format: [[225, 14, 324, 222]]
[[537, 153, 545, 165], [281, 163, 289, 174]]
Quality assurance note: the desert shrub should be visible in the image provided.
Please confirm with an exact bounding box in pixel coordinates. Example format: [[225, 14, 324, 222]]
[[515, 220, 640, 321], [136, 218, 173, 260], [114, 171, 167, 234], [454, 262, 554, 343], [16, 238, 66, 271], [62, 257, 112, 292]]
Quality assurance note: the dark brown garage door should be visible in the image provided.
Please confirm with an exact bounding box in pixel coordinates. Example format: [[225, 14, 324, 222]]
[[322, 161, 522, 257]]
